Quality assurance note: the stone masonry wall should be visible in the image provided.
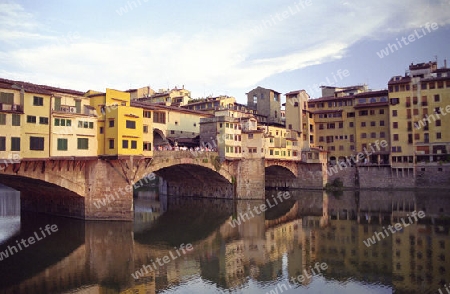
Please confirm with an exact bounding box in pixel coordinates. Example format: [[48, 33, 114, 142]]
[[235, 158, 265, 199], [358, 166, 415, 189]]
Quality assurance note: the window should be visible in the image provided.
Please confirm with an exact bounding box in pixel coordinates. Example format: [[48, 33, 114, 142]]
[[0, 114, 6, 125], [390, 98, 399, 105], [339, 122, 343, 128], [380, 120, 385, 126], [39, 117, 48, 125], [27, 115, 36, 123], [434, 94, 440, 102], [414, 133, 420, 140], [33, 96, 43, 106], [55, 118, 60, 126], [109, 120, 115, 127], [361, 122, 366, 127], [350, 134, 354, 142], [369, 110, 375, 115], [371, 132, 376, 138], [421, 82, 427, 90], [359, 110, 368, 116], [143, 125, 149, 133], [57, 138, 68, 151], [143, 111, 151, 118], [248, 133, 254, 139], [392, 110, 397, 117], [393, 134, 399, 141], [339, 145, 344, 151], [89, 122, 93, 129], [126, 120, 136, 129], [122, 140, 128, 149], [0, 137, 5, 151], [0, 92, 14, 104], [153, 111, 166, 124], [131, 140, 137, 149], [347, 112, 355, 118], [379, 109, 384, 114], [361, 133, 367, 138], [393, 122, 398, 129], [327, 123, 335, 129], [319, 136, 324, 142], [437, 132, 441, 139], [11, 137, 20, 151], [436, 119, 441, 126], [380, 132, 385, 138], [30, 136, 44, 151], [54, 97, 61, 111], [75, 100, 81, 113], [100, 127, 104, 134], [421, 96, 428, 106], [143, 142, 151, 151], [109, 139, 114, 149], [77, 138, 89, 150], [349, 122, 354, 127], [12, 114, 20, 126]]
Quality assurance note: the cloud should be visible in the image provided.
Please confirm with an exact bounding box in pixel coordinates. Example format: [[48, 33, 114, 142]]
[[1, 1, 450, 97]]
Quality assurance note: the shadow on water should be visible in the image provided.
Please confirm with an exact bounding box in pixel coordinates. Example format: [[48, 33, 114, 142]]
[[0, 211, 85, 291], [133, 196, 234, 247]]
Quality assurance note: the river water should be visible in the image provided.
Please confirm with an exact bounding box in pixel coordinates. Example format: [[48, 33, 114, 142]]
[[0, 185, 449, 294]]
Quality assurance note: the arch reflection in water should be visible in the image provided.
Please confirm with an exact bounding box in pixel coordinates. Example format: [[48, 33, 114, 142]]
[[0, 189, 449, 293]]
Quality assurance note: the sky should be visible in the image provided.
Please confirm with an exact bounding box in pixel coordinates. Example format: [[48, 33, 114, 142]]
[[1, 0, 450, 104]]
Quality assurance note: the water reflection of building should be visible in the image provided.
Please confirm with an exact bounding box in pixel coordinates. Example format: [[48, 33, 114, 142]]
[[392, 222, 450, 293], [2, 190, 450, 293]]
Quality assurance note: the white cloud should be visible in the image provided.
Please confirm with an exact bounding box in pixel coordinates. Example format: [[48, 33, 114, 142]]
[[1, 1, 450, 97]]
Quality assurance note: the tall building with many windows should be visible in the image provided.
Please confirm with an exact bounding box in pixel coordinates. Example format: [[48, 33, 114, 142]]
[[308, 86, 390, 165], [388, 61, 450, 171]]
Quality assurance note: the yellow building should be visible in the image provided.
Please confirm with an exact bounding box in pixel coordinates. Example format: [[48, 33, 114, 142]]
[[388, 61, 450, 169], [353, 90, 390, 164], [0, 79, 24, 162], [88, 89, 143, 156], [308, 86, 390, 165], [50, 92, 98, 158], [263, 125, 300, 160], [308, 95, 356, 164], [284, 90, 312, 151], [1, 78, 95, 161]]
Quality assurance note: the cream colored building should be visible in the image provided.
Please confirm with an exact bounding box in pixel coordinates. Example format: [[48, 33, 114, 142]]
[[50, 92, 98, 158]]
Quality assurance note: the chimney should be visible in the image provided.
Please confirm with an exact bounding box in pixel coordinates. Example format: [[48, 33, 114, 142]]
[[445, 59, 447, 69]]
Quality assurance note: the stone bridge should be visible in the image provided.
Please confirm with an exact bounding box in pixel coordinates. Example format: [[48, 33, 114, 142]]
[[0, 151, 325, 220]]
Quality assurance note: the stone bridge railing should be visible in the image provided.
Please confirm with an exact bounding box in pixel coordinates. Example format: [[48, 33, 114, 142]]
[[153, 150, 219, 160]]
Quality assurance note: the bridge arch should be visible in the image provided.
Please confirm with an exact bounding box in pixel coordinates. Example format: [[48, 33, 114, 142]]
[[264, 161, 298, 189], [0, 173, 86, 218], [139, 150, 233, 184]]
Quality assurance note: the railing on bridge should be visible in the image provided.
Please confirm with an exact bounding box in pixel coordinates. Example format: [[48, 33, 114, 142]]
[[153, 149, 219, 159]]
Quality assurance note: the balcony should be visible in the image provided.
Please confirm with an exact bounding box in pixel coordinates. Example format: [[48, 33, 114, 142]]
[[0, 103, 23, 112]]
